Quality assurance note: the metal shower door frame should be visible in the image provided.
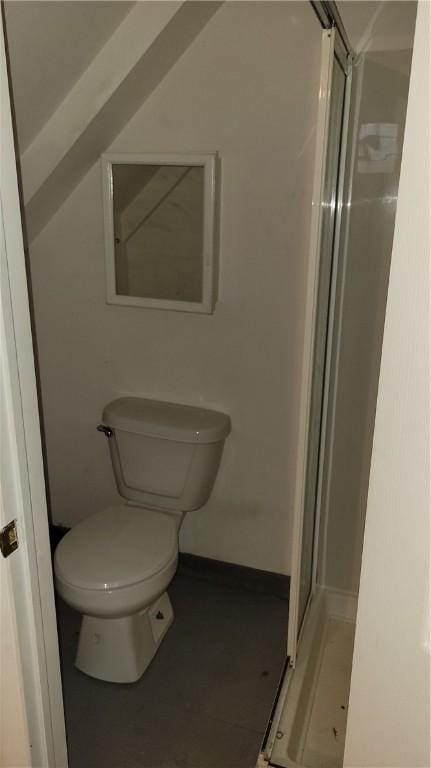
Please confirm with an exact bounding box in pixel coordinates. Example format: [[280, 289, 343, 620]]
[[287, 27, 352, 666]]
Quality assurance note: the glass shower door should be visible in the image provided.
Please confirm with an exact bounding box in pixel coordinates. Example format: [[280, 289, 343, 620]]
[[260, 28, 352, 765], [297, 54, 347, 635], [287, 29, 350, 662]]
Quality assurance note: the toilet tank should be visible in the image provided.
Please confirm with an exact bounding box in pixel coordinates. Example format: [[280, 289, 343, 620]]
[[102, 397, 230, 513]]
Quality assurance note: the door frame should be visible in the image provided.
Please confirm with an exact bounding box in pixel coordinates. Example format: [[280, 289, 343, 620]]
[[0, 13, 68, 767]]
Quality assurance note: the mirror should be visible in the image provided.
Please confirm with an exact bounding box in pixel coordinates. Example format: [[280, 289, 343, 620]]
[[102, 153, 217, 313]]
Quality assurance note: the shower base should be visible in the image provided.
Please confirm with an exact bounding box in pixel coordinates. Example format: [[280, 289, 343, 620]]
[[269, 588, 357, 768]]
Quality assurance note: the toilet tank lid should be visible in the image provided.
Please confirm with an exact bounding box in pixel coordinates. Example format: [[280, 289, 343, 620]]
[[103, 397, 231, 444]]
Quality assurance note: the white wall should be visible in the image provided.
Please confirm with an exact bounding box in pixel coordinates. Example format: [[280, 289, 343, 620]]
[[344, 3, 430, 764], [29, 2, 322, 574], [320, 8, 416, 594]]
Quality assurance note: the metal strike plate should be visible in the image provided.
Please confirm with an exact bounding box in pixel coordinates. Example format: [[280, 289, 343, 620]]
[[0, 519, 19, 558]]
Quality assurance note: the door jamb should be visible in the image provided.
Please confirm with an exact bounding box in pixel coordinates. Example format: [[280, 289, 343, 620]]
[[0, 12, 68, 767]]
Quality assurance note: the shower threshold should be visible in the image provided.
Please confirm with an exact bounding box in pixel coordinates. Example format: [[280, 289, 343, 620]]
[[269, 588, 357, 768]]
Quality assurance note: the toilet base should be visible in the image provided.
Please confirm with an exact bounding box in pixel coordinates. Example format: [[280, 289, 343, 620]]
[[75, 592, 174, 683]]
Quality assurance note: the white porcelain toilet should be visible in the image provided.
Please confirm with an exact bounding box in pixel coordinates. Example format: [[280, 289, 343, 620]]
[[54, 396, 230, 683]]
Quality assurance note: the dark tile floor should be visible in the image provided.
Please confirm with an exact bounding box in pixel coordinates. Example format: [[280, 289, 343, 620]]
[[57, 569, 288, 768]]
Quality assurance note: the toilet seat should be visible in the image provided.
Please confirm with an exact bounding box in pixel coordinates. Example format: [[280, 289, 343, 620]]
[[54, 504, 178, 592]]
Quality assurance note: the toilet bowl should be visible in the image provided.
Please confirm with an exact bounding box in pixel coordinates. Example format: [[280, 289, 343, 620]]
[[55, 504, 179, 683], [54, 397, 230, 683]]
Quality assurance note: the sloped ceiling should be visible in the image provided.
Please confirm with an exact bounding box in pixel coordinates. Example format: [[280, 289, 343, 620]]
[[4, 1, 134, 152], [5, 0, 415, 242], [4, 0, 223, 242]]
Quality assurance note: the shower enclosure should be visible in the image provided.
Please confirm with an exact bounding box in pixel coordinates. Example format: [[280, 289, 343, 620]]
[[263, 26, 356, 767], [289, 28, 350, 656], [261, 4, 416, 766]]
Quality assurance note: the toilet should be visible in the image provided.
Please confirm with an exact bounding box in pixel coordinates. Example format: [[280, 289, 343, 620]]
[[54, 396, 230, 683]]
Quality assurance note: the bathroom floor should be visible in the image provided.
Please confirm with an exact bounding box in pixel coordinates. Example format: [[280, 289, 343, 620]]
[[56, 565, 288, 768]]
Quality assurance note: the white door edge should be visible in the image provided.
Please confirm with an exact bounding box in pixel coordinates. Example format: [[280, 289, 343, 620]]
[[0, 15, 68, 768]]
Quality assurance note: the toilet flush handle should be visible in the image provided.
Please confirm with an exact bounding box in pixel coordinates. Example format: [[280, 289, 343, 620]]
[[97, 424, 114, 438]]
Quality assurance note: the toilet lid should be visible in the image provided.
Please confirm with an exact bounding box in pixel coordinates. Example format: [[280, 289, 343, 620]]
[[54, 505, 178, 591]]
